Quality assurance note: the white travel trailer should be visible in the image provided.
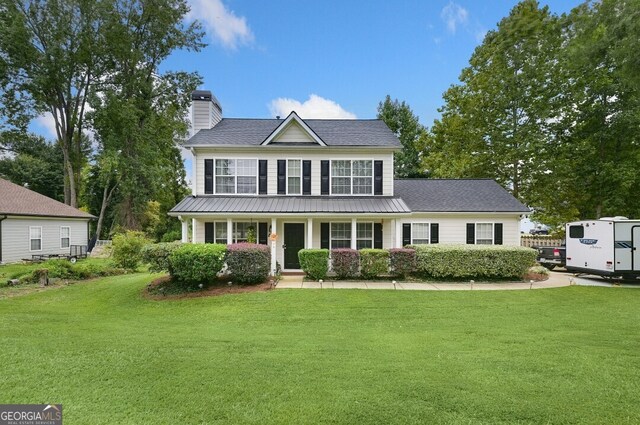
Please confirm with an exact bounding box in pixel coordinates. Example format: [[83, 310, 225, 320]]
[[565, 217, 640, 278]]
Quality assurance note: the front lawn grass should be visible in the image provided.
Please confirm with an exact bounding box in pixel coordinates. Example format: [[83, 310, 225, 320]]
[[1, 274, 639, 424]]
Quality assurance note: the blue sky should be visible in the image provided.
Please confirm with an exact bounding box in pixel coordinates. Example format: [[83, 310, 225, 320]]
[[31, 0, 580, 137]]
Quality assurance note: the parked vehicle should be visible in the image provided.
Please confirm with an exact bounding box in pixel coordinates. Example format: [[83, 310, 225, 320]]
[[28, 245, 88, 264], [565, 217, 640, 278], [529, 225, 550, 235], [536, 243, 566, 270]]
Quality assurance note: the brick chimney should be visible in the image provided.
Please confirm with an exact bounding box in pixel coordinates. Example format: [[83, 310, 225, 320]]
[[190, 90, 222, 135]]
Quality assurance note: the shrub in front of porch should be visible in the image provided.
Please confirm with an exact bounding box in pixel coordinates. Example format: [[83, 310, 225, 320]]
[[331, 249, 359, 279], [388, 248, 417, 278], [359, 249, 389, 279], [413, 244, 537, 280], [298, 249, 329, 280], [141, 241, 182, 272], [169, 243, 226, 285], [226, 243, 271, 284]]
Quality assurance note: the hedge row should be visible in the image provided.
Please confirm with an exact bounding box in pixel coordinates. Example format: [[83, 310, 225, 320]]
[[298, 245, 537, 281], [142, 242, 272, 287]]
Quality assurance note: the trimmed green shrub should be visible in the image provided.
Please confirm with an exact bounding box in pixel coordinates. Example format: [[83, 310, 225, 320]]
[[112, 231, 151, 270], [225, 243, 271, 284], [141, 241, 182, 272], [389, 248, 417, 278], [298, 249, 329, 280], [169, 243, 226, 285], [359, 249, 389, 279], [413, 244, 537, 280], [331, 249, 359, 279]]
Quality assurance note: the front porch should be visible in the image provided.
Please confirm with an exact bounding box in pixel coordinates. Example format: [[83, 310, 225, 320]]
[[179, 216, 404, 274]]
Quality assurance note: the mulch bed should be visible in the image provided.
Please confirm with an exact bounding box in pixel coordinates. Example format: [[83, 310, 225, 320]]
[[144, 275, 274, 300]]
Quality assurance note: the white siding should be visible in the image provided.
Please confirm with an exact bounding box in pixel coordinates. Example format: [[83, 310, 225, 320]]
[[191, 101, 222, 135], [272, 122, 316, 144], [1, 217, 89, 264], [194, 148, 395, 196]]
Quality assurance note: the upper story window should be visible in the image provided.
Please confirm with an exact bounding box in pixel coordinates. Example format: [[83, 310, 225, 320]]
[[331, 160, 373, 195], [287, 160, 301, 195], [215, 159, 257, 194]]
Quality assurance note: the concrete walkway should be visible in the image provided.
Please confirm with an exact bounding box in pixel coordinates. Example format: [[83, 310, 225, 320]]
[[277, 271, 572, 291]]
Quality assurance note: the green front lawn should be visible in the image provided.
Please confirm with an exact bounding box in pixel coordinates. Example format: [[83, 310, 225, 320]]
[[0, 274, 639, 424]]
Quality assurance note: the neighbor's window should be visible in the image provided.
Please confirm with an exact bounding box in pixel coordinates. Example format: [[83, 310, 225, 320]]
[[356, 222, 373, 250], [215, 159, 257, 194], [30, 226, 42, 251], [331, 160, 373, 195], [60, 226, 70, 249], [330, 222, 351, 249], [214, 222, 227, 244], [569, 225, 584, 239], [287, 160, 301, 195], [476, 223, 494, 245], [411, 223, 430, 245]]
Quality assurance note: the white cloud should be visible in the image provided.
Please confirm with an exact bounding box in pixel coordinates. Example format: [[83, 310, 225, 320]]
[[35, 113, 58, 138], [188, 0, 253, 50], [441, 2, 469, 33], [269, 94, 356, 119]]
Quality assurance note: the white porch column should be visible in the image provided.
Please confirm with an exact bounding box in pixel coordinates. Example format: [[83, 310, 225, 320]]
[[351, 218, 357, 250], [270, 217, 277, 275], [180, 217, 189, 243], [307, 218, 313, 249], [226, 218, 233, 245], [191, 218, 197, 243], [395, 219, 403, 248]]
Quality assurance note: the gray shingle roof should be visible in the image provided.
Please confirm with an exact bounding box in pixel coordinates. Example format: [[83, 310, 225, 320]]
[[184, 118, 401, 147], [394, 179, 530, 212], [170, 196, 410, 214], [0, 178, 95, 219]]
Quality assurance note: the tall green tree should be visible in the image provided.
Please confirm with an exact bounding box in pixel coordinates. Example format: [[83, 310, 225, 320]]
[[423, 0, 562, 201], [0, 0, 109, 207], [377, 96, 427, 178]]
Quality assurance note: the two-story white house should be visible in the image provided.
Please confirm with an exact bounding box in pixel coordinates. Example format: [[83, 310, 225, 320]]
[[169, 90, 530, 273]]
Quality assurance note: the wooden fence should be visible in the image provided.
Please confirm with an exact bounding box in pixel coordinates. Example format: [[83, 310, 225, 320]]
[[520, 236, 563, 248]]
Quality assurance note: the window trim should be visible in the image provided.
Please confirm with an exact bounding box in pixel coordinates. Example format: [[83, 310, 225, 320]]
[[212, 221, 227, 244], [285, 158, 303, 195], [356, 222, 374, 250], [213, 158, 259, 195], [410, 222, 431, 245], [60, 226, 70, 249], [329, 159, 374, 196], [329, 222, 352, 249], [29, 226, 43, 252], [475, 222, 495, 245]]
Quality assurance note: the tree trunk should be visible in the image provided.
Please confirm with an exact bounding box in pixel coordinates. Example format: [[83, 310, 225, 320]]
[[95, 183, 118, 240]]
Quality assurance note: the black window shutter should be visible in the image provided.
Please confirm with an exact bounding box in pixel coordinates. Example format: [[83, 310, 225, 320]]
[[258, 160, 268, 194], [320, 160, 330, 195], [494, 223, 503, 245], [466, 223, 475, 244], [258, 222, 268, 245], [374, 160, 383, 195], [320, 223, 330, 249], [302, 160, 311, 195], [430, 223, 439, 244], [205, 222, 214, 243], [374, 223, 383, 249], [277, 160, 286, 194], [402, 223, 412, 246], [204, 159, 213, 194]]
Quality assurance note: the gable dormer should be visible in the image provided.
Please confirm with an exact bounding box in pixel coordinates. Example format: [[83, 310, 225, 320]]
[[261, 111, 326, 146]]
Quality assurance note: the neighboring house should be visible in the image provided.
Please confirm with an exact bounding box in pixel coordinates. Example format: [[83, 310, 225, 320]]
[[0, 178, 94, 264], [169, 90, 530, 273]]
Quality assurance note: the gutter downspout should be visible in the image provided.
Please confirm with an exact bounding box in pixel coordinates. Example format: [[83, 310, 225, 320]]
[[0, 215, 7, 264]]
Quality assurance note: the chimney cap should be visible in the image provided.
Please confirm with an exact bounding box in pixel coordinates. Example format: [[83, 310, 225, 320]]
[[191, 90, 212, 101]]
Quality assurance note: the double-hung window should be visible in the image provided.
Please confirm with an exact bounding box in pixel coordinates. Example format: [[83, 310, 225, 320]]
[[233, 222, 253, 243], [331, 160, 372, 195], [356, 223, 373, 249], [287, 160, 301, 194], [475, 223, 494, 245], [214, 222, 227, 244], [330, 223, 351, 248], [411, 223, 430, 245], [60, 226, 70, 248], [215, 159, 257, 194], [30, 226, 42, 251]]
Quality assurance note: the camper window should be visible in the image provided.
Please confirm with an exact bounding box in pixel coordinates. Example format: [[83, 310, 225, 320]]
[[569, 225, 584, 238]]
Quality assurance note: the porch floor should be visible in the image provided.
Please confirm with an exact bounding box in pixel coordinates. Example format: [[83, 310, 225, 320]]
[[276, 272, 571, 291]]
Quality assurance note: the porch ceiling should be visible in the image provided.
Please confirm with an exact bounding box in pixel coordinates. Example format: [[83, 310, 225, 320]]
[[170, 196, 411, 214]]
